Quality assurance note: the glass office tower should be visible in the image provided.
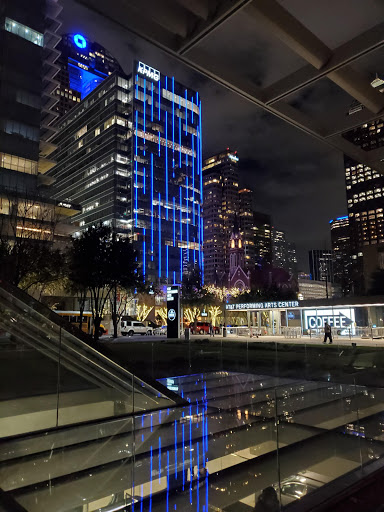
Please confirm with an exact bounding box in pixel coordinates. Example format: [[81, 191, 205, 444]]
[[55, 33, 123, 117], [48, 61, 203, 285]]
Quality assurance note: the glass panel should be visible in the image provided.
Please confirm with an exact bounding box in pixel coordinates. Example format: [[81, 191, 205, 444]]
[[0, 415, 135, 511], [0, 282, 175, 437]]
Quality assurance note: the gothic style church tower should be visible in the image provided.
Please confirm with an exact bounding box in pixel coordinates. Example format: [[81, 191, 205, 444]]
[[228, 217, 250, 290]]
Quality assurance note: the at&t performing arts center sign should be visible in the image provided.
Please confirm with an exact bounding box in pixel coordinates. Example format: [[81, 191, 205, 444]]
[[226, 301, 300, 311]]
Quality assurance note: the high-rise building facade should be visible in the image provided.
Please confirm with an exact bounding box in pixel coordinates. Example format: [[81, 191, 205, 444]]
[[252, 211, 272, 265], [342, 77, 384, 293], [0, 0, 77, 241], [238, 188, 255, 268], [271, 228, 297, 276], [309, 249, 334, 283], [202, 148, 239, 283], [54, 33, 123, 117], [345, 157, 384, 251], [330, 215, 352, 295], [48, 62, 203, 285]]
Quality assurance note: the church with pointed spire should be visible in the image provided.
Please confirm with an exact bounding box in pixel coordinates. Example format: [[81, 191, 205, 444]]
[[227, 216, 250, 290]]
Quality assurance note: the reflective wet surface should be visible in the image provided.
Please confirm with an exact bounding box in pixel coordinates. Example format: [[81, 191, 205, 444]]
[[2, 371, 384, 511]]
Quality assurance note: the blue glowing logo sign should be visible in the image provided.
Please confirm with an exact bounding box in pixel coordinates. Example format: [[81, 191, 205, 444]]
[[73, 34, 87, 49]]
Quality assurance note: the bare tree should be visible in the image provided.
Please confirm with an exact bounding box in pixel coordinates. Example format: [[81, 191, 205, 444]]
[[0, 190, 63, 292]]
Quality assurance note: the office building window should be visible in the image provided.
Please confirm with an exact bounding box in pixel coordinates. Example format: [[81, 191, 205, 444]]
[[2, 120, 40, 141], [4, 18, 43, 47], [0, 153, 38, 174], [16, 89, 40, 109]]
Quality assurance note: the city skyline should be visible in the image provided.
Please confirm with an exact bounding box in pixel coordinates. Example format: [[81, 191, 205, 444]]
[[60, 0, 349, 270]]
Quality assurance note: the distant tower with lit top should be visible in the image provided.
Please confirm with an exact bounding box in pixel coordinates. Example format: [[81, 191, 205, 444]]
[[202, 148, 240, 284], [54, 33, 123, 117]]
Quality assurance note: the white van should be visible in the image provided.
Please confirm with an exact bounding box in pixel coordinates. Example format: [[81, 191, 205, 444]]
[[121, 320, 153, 336]]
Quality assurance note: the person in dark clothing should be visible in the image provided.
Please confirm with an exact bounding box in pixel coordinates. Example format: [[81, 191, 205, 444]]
[[254, 487, 279, 512], [323, 322, 333, 344]]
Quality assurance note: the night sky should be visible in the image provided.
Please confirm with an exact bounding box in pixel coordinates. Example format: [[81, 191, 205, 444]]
[[61, 0, 354, 270]]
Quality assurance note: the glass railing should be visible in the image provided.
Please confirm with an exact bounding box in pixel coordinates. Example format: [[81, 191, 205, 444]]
[[0, 282, 175, 438], [2, 334, 384, 511]]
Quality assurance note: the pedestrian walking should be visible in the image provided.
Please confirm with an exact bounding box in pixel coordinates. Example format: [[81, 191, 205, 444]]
[[323, 322, 333, 344], [209, 323, 214, 337]]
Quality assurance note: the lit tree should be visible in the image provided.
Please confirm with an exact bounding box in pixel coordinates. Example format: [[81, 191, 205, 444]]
[[209, 306, 222, 327], [184, 307, 200, 325], [137, 304, 153, 322], [156, 307, 168, 325]]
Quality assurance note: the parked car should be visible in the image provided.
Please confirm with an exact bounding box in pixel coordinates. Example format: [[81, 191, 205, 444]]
[[189, 322, 220, 335], [121, 320, 153, 336]]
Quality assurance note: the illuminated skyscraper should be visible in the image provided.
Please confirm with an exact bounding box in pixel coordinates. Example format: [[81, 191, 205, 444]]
[[252, 212, 272, 265], [48, 61, 203, 285], [54, 34, 123, 117], [330, 216, 352, 295], [343, 77, 384, 292], [203, 148, 239, 284], [0, 0, 78, 240], [239, 188, 255, 269]]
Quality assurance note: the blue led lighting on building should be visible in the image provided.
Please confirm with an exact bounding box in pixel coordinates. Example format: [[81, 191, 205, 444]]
[[330, 215, 349, 224], [132, 62, 202, 284], [68, 62, 105, 100], [73, 34, 87, 49]]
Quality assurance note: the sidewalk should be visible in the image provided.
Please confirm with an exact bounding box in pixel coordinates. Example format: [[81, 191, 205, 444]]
[[190, 334, 384, 347]]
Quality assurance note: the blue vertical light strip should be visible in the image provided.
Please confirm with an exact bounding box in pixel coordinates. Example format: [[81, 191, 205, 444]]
[[158, 131, 161, 156], [195, 107, 202, 273], [143, 228, 146, 281], [166, 245, 169, 280], [158, 194, 161, 278], [143, 78, 146, 156], [182, 422, 185, 490], [172, 77, 175, 153], [196, 441, 200, 512], [179, 99, 182, 168], [198, 204, 202, 271], [165, 111, 169, 220], [179, 186, 183, 281], [189, 405, 193, 504], [158, 437, 161, 484], [149, 445, 153, 512], [199, 101, 204, 283], [174, 420, 178, 479], [185, 89, 188, 135], [135, 110, 138, 228], [158, 78, 161, 121], [151, 154, 154, 261], [173, 197, 176, 247], [166, 451, 170, 512], [151, 82, 154, 121], [192, 134, 195, 226], [186, 176, 189, 263]]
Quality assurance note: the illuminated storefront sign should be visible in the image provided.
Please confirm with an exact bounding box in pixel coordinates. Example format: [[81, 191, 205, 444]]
[[304, 308, 355, 333], [227, 301, 300, 311], [137, 61, 160, 81]]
